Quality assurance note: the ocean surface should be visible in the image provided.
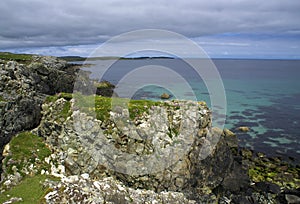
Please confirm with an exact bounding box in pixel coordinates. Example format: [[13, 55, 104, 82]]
[[80, 58, 300, 160]]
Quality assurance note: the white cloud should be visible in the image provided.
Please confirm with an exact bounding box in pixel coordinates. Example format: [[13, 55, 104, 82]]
[[1, 0, 300, 59], [0, 0, 300, 49]]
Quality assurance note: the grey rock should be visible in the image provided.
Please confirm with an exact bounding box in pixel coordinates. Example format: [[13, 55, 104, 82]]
[[33, 97, 248, 202], [44, 176, 196, 204], [0, 56, 79, 175], [2, 197, 23, 204], [285, 194, 300, 204]]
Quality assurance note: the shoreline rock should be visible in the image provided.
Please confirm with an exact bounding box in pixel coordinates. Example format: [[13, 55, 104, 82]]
[[160, 92, 171, 99], [237, 126, 250, 132]]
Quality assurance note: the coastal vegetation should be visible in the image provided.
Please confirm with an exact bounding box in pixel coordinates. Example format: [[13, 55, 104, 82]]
[[0, 174, 51, 203], [248, 155, 300, 189], [0, 132, 54, 203], [2, 132, 51, 177], [46, 92, 163, 121], [0, 52, 33, 64]]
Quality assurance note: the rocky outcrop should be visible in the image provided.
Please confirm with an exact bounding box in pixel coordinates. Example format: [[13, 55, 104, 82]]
[[0, 56, 79, 174], [32, 96, 249, 202], [160, 92, 171, 99], [95, 80, 116, 97], [44, 176, 196, 204]]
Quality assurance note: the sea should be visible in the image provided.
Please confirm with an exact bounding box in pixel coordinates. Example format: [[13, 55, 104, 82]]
[[79, 58, 300, 161]]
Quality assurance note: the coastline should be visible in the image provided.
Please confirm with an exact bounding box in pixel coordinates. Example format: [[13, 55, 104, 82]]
[[0, 53, 299, 203]]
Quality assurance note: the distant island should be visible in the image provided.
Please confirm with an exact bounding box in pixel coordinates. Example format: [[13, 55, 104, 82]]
[[58, 55, 175, 61]]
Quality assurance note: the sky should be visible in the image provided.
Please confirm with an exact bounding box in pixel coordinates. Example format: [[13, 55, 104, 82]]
[[1, 0, 300, 59]]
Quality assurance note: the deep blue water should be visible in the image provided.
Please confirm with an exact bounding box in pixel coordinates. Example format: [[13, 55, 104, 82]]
[[81, 58, 300, 160]]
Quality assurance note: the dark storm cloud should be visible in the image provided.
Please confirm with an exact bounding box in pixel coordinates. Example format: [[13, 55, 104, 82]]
[[0, 0, 300, 49]]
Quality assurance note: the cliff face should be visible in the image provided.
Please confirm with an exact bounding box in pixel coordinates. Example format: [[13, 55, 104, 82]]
[[31, 94, 248, 202], [0, 56, 78, 174]]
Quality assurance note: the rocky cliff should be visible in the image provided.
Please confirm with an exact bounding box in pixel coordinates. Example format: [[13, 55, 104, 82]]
[[0, 55, 78, 174], [31, 95, 248, 201]]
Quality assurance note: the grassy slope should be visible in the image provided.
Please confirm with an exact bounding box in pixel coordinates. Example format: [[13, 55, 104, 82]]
[[3, 132, 51, 176], [0, 52, 33, 64], [0, 132, 54, 203], [0, 175, 53, 204]]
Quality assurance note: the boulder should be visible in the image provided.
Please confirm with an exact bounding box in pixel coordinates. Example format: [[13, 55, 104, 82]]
[[237, 126, 250, 132], [95, 80, 116, 97], [161, 93, 170, 99]]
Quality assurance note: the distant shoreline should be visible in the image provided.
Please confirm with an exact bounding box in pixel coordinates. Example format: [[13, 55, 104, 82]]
[[1, 51, 300, 62]]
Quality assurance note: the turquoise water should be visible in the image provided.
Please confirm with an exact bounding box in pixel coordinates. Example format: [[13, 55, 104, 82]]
[[82, 59, 300, 160]]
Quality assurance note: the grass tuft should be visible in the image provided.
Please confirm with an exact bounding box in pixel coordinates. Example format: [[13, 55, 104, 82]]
[[0, 175, 57, 204], [3, 132, 51, 176]]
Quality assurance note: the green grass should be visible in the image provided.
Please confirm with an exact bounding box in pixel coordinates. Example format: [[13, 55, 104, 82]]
[[8, 132, 51, 162], [61, 101, 71, 120], [44, 93, 73, 121], [0, 175, 56, 204], [0, 52, 33, 64], [95, 95, 112, 121], [3, 132, 51, 176], [44, 92, 73, 103], [0, 132, 56, 203], [95, 80, 115, 88], [127, 99, 162, 120], [74, 94, 163, 121]]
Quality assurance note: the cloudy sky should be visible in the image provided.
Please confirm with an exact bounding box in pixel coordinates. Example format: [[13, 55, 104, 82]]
[[1, 0, 300, 58]]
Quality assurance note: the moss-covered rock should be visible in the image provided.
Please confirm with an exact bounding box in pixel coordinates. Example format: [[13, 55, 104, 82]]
[[247, 154, 300, 189], [95, 80, 116, 97]]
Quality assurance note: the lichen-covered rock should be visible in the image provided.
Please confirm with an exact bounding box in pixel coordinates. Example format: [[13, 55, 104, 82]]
[[95, 80, 116, 97], [43, 176, 196, 204], [33, 96, 247, 201], [0, 57, 78, 175]]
